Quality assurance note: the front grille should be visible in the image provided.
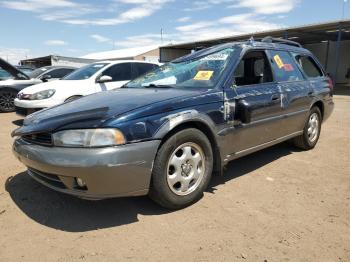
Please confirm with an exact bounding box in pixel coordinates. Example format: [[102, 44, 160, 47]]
[[23, 132, 53, 146]]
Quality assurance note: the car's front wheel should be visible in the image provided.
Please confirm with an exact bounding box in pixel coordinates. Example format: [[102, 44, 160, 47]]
[[0, 89, 17, 112], [293, 106, 322, 150], [149, 128, 213, 209]]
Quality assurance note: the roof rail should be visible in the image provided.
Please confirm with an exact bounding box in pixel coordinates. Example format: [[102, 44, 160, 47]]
[[261, 36, 302, 48]]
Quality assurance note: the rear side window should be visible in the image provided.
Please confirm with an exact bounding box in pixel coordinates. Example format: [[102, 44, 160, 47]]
[[102, 63, 132, 81], [268, 50, 304, 82], [294, 55, 323, 78], [132, 63, 158, 78]]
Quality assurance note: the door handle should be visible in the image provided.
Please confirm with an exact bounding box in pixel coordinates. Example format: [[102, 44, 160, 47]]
[[271, 94, 280, 101]]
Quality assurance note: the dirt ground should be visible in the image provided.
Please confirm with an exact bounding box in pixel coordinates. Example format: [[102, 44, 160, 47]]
[[0, 95, 349, 262]]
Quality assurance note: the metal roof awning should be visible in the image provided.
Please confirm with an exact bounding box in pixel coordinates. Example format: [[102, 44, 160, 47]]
[[160, 20, 350, 62]]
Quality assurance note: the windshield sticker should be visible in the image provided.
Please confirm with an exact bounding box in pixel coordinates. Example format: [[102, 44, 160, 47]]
[[283, 64, 294, 72], [202, 54, 229, 61], [194, 70, 214, 81], [274, 55, 284, 69]]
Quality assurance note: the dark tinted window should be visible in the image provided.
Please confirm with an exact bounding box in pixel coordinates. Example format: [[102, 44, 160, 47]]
[[102, 63, 132, 81], [233, 51, 273, 86], [133, 63, 158, 78], [268, 50, 304, 82], [29, 67, 50, 78], [47, 68, 75, 79], [294, 55, 323, 78]]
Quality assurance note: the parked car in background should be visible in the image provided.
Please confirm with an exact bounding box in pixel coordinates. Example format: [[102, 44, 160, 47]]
[[15, 65, 35, 75], [27, 66, 76, 82], [0, 57, 76, 112], [14, 60, 159, 116], [12, 38, 334, 209]]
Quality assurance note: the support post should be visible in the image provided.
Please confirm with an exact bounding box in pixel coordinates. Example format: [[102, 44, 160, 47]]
[[334, 23, 343, 85]]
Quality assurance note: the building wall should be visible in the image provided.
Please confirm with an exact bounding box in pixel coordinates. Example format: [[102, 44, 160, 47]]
[[305, 40, 350, 84], [134, 48, 159, 62]]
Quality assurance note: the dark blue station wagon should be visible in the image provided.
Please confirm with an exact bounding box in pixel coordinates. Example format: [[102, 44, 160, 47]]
[[12, 38, 334, 209]]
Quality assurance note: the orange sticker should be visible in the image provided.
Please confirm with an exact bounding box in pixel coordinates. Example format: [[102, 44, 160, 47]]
[[194, 70, 214, 81]]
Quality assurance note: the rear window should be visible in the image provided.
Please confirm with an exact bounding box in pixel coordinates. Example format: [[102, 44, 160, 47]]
[[294, 55, 323, 78], [268, 50, 304, 82]]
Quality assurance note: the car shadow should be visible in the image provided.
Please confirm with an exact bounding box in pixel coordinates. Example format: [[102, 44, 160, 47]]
[[5, 142, 298, 232]]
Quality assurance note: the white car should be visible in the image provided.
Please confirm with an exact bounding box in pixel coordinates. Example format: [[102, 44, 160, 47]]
[[14, 60, 159, 115]]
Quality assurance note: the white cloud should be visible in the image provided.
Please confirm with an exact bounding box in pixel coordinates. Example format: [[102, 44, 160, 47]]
[[1, 0, 77, 11], [229, 0, 299, 14], [62, 0, 172, 25], [177, 16, 191, 22], [0, 47, 32, 64], [176, 22, 214, 32], [90, 34, 112, 43], [44, 40, 67, 46]]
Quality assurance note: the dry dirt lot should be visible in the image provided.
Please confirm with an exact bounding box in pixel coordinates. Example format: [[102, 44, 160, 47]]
[[0, 95, 349, 262]]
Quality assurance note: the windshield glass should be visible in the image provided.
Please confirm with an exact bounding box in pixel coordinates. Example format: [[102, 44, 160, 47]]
[[28, 67, 49, 78], [0, 68, 11, 80], [126, 48, 236, 89], [63, 63, 108, 80]]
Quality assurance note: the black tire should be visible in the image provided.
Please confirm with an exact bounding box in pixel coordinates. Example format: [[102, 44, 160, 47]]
[[149, 128, 213, 209], [0, 89, 17, 112], [293, 107, 322, 150], [65, 95, 82, 103]]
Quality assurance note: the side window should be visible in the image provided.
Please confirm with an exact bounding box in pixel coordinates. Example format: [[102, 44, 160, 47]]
[[268, 50, 304, 82], [102, 63, 132, 81], [48, 68, 74, 78], [294, 55, 323, 78], [233, 51, 273, 86], [133, 63, 157, 78]]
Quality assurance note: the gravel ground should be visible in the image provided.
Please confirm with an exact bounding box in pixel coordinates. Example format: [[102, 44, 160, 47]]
[[0, 95, 349, 262]]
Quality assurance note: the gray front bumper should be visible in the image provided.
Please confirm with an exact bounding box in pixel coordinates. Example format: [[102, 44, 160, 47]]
[[13, 138, 160, 199]]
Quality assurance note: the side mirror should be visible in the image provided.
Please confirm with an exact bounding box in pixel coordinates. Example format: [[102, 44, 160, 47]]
[[235, 99, 251, 124], [41, 75, 52, 82], [97, 75, 113, 83]]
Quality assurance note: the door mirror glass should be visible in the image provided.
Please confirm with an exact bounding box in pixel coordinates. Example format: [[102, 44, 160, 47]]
[[97, 75, 113, 83], [41, 74, 52, 82]]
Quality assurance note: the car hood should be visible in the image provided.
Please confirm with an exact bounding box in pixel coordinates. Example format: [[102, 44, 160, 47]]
[[19, 79, 84, 94], [12, 88, 204, 136], [0, 58, 30, 80]]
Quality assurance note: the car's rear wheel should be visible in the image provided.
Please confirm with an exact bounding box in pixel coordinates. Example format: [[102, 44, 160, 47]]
[[0, 89, 17, 112], [293, 107, 322, 150], [149, 128, 213, 209]]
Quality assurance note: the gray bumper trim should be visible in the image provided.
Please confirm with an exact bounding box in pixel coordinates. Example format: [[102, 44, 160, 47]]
[[13, 138, 161, 199]]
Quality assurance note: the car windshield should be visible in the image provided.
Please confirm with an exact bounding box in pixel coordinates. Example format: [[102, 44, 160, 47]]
[[63, 63, 109, 80], [0, 68, 11, 80], [28, 67, 50, 78], [125, 48, 236, 89]]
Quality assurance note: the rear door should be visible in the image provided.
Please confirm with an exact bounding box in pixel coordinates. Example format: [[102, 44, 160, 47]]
[[226, 50, 285, 152], [266, 50, 310, 134]]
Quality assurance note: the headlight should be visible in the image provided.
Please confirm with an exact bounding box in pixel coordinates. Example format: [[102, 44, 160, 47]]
[[29, 89, 55, 100], [52, 129, 126, 147]]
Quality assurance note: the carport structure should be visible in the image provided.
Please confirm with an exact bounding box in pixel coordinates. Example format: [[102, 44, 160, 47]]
[[160, 20, 350, 85]]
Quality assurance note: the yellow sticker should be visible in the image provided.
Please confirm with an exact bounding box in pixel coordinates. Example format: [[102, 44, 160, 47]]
[[274, 55, 284, 69], [194, 71, 214, 81]]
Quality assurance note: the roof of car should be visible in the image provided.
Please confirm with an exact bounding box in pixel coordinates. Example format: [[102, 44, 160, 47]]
[[173, 39, 310, 63]]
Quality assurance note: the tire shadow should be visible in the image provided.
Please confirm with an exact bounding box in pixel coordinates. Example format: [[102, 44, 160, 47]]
[[5, 142, 299, 232]]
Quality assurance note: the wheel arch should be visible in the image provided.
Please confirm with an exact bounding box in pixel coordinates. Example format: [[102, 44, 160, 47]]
[[311, 100, 324, 120], [154, 116, 222, 176]]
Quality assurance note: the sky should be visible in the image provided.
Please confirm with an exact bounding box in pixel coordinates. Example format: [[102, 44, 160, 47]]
[[0, 0, 349, 64]]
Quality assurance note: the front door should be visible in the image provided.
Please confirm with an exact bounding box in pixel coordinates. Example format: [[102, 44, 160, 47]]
[[224, 50, 285, 154], [95, 63, 132, 92]]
